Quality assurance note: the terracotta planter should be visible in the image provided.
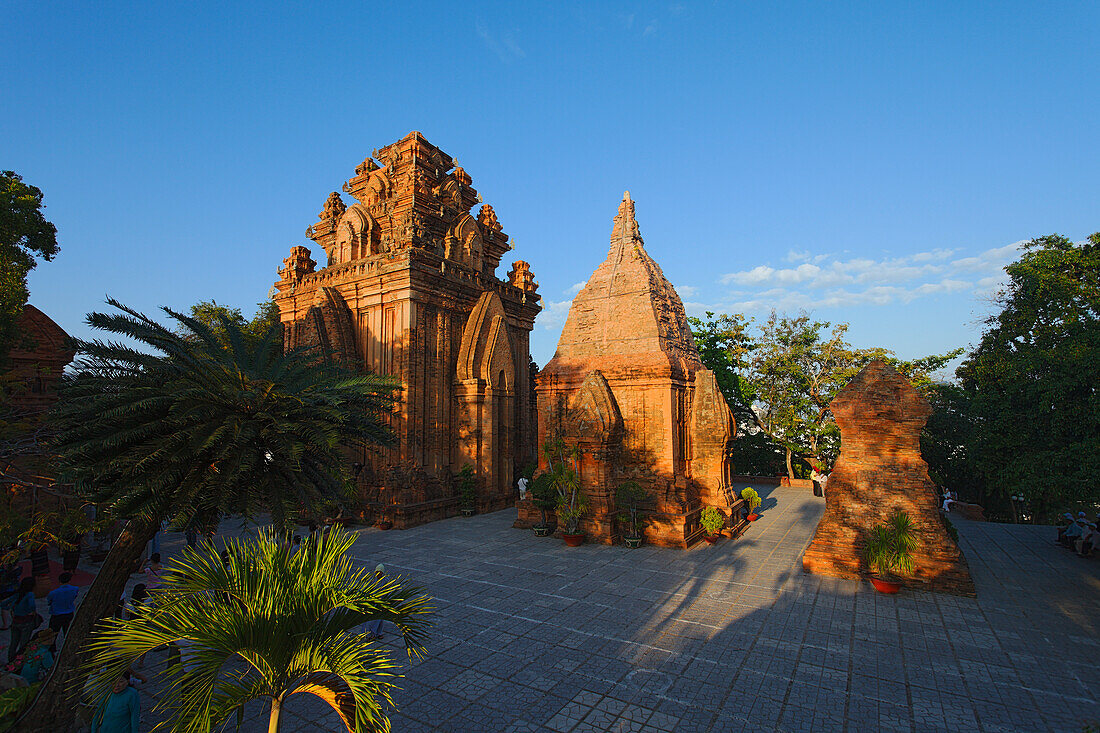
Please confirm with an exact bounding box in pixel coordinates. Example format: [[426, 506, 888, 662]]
[[376, 521, 393, 531], [704, 534, 720, 544], [532, 525, 552, 537], [870, 577, 902, 594], [624, 536, 642, 549], [747, 513, 759, 522], [461, 508, 475, 517], [562, 533, 585, 547]]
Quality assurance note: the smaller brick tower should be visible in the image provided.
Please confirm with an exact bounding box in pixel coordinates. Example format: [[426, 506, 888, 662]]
[[802, 360, 975, 595], [520, 193, 739, 547]]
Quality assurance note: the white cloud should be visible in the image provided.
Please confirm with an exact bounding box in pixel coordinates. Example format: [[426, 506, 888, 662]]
[[950, 241, 1026, 273], [716, 241, 1023, 312], [538, 298, 575, 331], [565, 281, 587, 296]]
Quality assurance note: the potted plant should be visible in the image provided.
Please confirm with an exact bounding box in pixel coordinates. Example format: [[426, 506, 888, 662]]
[[615, 480, 648, 549], [741, 487, 762, 521], [530, 474, 557, 537], [545, 440, 586, 546], [457, 464, 477, 517], [700, 506, 724, 544], [862, 509, 918, 594]]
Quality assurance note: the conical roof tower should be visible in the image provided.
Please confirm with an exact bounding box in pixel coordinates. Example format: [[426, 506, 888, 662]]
[[548, 192, 701, 379]]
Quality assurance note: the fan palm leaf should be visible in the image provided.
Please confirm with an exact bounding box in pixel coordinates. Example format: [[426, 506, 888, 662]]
[[84, 526, 432, 732]]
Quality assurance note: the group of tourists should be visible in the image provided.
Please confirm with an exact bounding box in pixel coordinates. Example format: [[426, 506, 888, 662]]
[[1, 569, 80, 677], [1056, 511, 1100, 557]]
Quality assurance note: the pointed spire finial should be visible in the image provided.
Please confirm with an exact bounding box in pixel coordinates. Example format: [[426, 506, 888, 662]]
[[610, 191, 642, 255]]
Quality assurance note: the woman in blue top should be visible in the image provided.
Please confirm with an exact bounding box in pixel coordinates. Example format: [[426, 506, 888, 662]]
[[8, 576, 37, 663], [91, 670, 140, 733]]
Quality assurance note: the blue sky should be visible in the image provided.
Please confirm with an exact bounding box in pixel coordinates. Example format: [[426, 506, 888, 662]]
[[5, 2, 1098, 373]]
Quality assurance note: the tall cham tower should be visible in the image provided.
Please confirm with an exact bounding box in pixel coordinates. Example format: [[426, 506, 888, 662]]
[[523, 193, 739, 547], [273, 132, 541, 528]]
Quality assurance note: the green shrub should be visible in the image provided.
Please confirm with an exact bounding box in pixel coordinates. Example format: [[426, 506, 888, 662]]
[[700, 506, 724, 535], [862, 510, 918, 579]]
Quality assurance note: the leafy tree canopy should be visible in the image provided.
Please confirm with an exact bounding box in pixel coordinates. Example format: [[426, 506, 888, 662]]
[[185, 298, 281, 346], [955, 233, 1100, 521], [0, 171, 59, 362], [690, 310, 960, 477]]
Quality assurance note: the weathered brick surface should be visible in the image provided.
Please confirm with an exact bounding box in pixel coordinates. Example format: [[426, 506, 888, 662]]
[[3, 305, 73, 413], [802, 360, 975, 595], [527, 194, 738, 548], [2, 305, 74, 512], [272, 132, 541, 528]]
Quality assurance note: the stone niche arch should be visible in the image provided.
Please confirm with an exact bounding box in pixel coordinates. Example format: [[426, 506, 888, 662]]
[[445, 214, 484, 271], [455, 291, 516, 506], [331, 204, 379, 263], [298, 286, 358, 363]]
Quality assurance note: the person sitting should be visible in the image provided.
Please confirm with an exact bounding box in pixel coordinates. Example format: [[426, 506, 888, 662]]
[[143, 552, 163, 590], [1062, 514, 1087, 548], [941, 489, 956, 513], [1076, 518, 1099, 557], [1056, 512, 1075, 544], [16, 628, 56, 684]]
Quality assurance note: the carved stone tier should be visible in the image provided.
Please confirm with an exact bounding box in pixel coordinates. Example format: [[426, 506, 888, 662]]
[[802, 361, 975, 595], [521, 193, 738, 548], [273, 132, 541, 527]]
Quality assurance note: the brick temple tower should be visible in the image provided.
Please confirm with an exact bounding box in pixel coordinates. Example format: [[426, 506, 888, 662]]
[[519, 193, 739, 547], [273, 132, 541, 527]]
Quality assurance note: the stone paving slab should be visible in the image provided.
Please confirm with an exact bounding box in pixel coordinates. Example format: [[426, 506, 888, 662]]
[[34, 484, 1100, 731]]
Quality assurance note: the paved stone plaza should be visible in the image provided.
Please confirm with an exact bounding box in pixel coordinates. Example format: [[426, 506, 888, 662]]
[[58, 484, 1098, 731]]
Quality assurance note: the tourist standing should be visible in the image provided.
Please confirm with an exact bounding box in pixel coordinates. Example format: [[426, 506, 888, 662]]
[[0, 553, 20, 630], [47, 572, 79, 638], [8, 576, 38, 663], [90, 670, 140, 733]]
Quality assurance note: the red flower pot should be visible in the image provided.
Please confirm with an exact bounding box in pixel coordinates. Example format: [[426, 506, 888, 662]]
[[870, 577, 902, 594], [747, 513, 759, 521], [562, 533, 585, 547], [704, 534, 720, 544]]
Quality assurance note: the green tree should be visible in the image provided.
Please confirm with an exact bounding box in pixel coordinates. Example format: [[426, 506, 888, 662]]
[[186, 298, 281, 345], [17, 300, 397, 732], [956, 233, 1100, 522], [0, 171, 59, 363], [690, 310, 960, 478], [84, 526, 431, 733]]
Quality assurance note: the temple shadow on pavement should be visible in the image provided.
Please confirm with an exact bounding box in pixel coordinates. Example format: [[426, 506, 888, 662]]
[[62, 486, 1100, 733]]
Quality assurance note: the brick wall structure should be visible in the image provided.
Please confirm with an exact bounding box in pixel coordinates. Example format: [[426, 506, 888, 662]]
[[273, 132, 541, 528], [517, 193, 740, 547], [802, 360, 975, 595]]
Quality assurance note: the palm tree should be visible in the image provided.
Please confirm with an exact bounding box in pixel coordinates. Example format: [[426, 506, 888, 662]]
[[17, 300, 398, 731], [84, 526, 432, 733]]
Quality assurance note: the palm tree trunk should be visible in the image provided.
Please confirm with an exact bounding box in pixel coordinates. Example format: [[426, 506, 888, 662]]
[[268, 697, 283, 733], [16, 515, 160, 732]]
